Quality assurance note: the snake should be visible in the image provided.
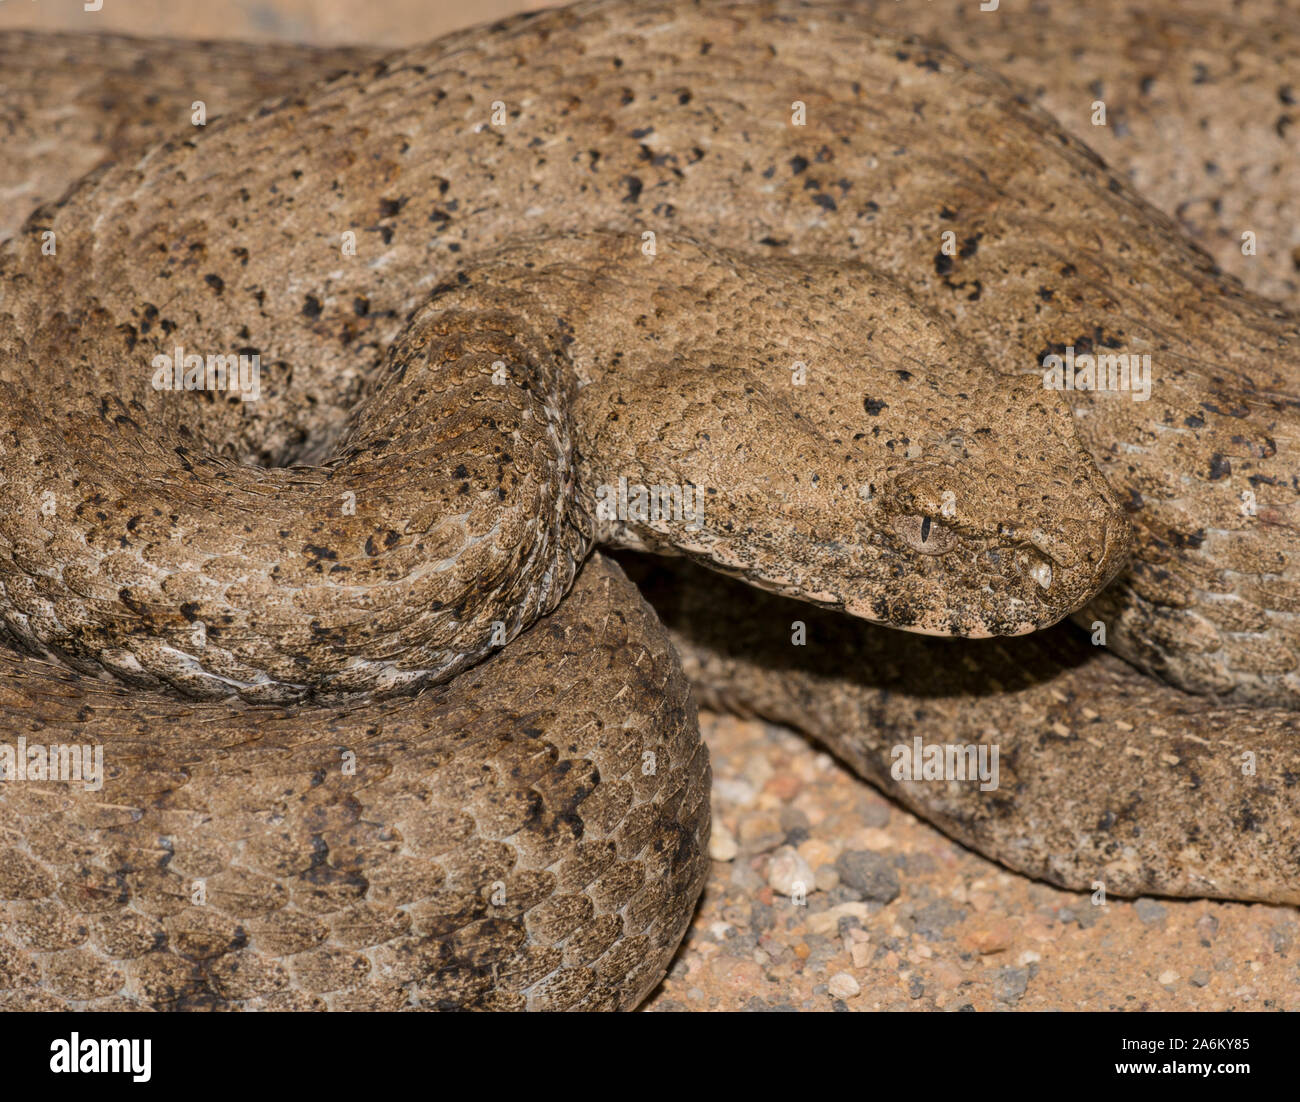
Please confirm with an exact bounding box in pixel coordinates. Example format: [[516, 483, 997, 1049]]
[[0, 0, 1296, 1010]]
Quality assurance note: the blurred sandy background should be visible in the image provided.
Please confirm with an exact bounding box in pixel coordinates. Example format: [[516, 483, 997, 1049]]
[[0, 0, 548, 45]]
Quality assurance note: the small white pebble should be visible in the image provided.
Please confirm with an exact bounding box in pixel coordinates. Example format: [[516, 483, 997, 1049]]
[[1158, 970, 1179, 985], [709, 822, 739, 862], [1018, 951, 1041, 966], [828, 972, 861, 999], [767, 846, 815, 897]]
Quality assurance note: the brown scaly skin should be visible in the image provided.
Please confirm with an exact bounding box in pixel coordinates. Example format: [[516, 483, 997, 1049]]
[[624, 551, 1300, 906], [0, 224, 1127, 701], [5, 1, 1296, 702], [433, 233, 1129, 636], [0, 554, 710, 1011], [0, 1, 1298, 1009], [853, 0, 1300, 307], [0, 31, 387, 244], [11, 2, 1297, 303]]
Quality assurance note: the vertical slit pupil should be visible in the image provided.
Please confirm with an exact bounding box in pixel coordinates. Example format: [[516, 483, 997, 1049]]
[[920, 516, 932, 543]]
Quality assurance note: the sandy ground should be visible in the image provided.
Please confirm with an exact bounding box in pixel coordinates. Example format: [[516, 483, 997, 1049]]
[[647, 711, 1298, 1011], [5, 0, 1297, 1012]]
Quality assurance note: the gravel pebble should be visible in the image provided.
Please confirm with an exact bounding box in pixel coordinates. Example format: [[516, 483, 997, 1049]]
[[961, 917, 1014, 954], [737, 811, 786, 855], [835, 850, 900, 903], [993, 965, 1030, 1003], [912, 899, 969, 941], [828, 972, 861, 999], [768, 846, 815, 898], [1134, 898, 1168, 927], [709, 821, 739, 862], [814, 864, 840, 893]]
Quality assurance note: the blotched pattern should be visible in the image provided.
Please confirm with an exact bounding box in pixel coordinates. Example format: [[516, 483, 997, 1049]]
[[0, 556, 709, 1010]]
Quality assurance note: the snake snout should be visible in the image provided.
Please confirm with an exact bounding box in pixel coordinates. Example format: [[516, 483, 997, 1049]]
[[1012, 482, 1133, 622]]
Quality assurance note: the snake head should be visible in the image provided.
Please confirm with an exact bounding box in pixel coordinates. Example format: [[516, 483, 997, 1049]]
[[860, 375, 1134, 636], [437, 235, 1133, 639]]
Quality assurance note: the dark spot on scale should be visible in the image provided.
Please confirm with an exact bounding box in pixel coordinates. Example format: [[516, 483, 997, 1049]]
[[1236, 801, 1263, 833], [452, 464, 469, 479], [378, 197, 407, 218], [934, 253, 954, 275], [204, 274, 224, 294], [1184, 413, 1205, 429], [118, 588, 148, 615], [889, 600, 920, 627], [621, 175, 643, 202], [1208, 454, 1231, 480], [302, 295, 323, 318], [863, 397, 888, 416], [789, 155, 809, 174], [895, 370, 912, 381], [179, 602, 201, 622]]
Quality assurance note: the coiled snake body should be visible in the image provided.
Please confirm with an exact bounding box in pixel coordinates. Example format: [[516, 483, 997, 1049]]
[[0, 0, 1297, 1009]]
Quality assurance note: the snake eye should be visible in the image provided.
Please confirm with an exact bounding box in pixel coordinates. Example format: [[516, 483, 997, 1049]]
[[893, 514, 959, 555]]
